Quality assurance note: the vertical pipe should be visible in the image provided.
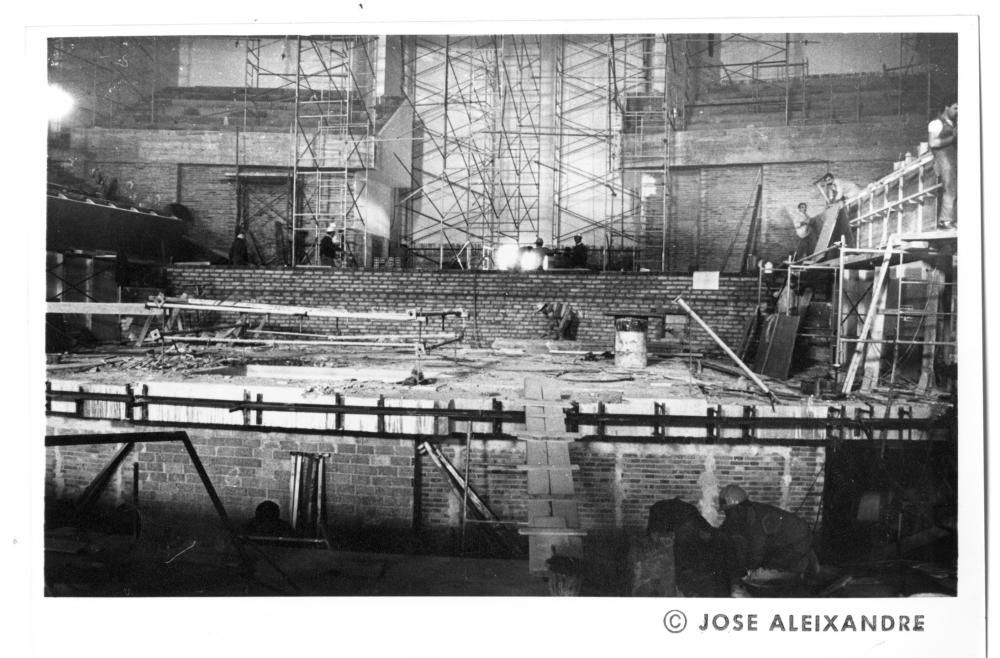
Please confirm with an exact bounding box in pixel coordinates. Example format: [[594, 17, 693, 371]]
[[836, 246, 845, 367], [661, 35, 670, 272], [290, 454, 301, 531], [412, 439, 423, 532], [291, 37, 302, 268], [461, 429, 471, 553]]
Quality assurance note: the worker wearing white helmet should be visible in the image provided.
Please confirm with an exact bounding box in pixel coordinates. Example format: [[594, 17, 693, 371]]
[[319, 223, 342, 267]]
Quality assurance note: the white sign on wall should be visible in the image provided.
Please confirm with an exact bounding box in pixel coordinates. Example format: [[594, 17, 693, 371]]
[[692, 271, 720, 290]]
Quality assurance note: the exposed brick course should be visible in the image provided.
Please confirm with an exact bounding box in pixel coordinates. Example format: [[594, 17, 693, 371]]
[[165, 267, 759, 354], [46, 420, 825, 537]]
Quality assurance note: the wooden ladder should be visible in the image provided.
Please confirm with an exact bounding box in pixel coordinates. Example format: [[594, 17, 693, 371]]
[[841, 241, 896, 394]]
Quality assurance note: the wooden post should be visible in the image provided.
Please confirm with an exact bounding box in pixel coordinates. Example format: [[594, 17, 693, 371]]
[[917, 268, 945, 391]]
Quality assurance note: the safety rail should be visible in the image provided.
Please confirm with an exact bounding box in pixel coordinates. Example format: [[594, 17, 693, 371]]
[[46, 382, 952, 445]]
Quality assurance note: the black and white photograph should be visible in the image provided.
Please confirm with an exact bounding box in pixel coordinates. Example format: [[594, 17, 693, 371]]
[[12, 4, 990, 657]]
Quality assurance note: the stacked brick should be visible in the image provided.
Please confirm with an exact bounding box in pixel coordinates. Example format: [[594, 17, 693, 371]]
[[165, 267, 759, 356]]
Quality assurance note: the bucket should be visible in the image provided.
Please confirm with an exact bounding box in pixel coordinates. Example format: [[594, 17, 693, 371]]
[[614, 317, 648, 369]]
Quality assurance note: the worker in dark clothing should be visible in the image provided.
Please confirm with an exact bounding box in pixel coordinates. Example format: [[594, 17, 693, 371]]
[[570, 235, 588, 268], [537, 301, 578, 340], [646, 498, 731, 597], [520, 237, 549, 270], [243, 500, 295, 538], [718, 484, 818, 579], [319, 223, 341, 267], [228, 232, 249, 266]]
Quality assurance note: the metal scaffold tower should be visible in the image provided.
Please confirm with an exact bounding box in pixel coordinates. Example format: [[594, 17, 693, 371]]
[[290, 36, 378, 267], [553, 35, 671, 269], [401, 35, 543, 268]]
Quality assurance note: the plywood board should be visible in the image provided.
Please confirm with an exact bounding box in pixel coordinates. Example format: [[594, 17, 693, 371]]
[[760, 315, 802, 379]]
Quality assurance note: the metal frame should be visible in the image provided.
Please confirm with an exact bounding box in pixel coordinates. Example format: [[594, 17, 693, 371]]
[[46, 383, 951, 446], [45, 430, 251, 566], [289, 36, 379, 267]]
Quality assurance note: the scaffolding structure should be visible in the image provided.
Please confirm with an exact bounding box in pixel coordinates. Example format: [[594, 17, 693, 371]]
[[288, 36, 379, 267], [47, 34, 954, 273], [771, 147, 957, 393], [399, 35, 676, 270], [399, 36, 544, 269]]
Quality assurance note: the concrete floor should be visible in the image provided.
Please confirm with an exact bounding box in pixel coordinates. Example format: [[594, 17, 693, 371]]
[[45, 530, 555, 597]]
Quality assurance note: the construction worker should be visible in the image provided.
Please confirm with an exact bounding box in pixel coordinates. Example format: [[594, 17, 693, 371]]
[[319, 223, 342, 267], [520, 237, 549, 270], [570, 235, 589, 268], [718, 484, 818, 579], [228, 232, 249, 266], [536, 301, 578, 340], [821, 172, 862, 206], [646, 498, 731, 596], [792, 202, 817, 260], [243, 500, 295, 538], [928, 96, 957, 228]]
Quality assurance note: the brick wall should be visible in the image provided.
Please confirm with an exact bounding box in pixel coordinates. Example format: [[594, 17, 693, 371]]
[[177, 164, 238, 254], [46, 422, 415, 531], [45, 419, 825, 541], [165, 267, 760, 353], [87, 161, 179, 211]]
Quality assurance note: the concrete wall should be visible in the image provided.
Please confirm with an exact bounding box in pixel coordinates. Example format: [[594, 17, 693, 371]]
[[164, 267, 760, 353], [719, 33, 926, 77], [669, 120, 928, 266]]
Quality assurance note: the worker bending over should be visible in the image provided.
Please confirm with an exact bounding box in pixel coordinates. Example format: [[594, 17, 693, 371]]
[[718, 484, 818, 579], [536, 301, 578, 340]]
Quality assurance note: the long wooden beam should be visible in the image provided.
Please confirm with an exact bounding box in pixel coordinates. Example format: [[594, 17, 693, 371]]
[[47, 302, 160, 316]]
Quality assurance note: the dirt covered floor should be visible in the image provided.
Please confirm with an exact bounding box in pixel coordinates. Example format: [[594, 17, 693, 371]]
[[45, 339, 947, 409]]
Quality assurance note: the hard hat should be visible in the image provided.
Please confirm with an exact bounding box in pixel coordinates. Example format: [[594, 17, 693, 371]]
[[326, 223, 337, 233], [720, 484, 748, 509]]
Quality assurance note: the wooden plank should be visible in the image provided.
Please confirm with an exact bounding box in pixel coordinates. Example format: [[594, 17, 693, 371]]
[[546, 441, 571, 466], [527, 500, 552, 519], [812, 205, 844, 253], [529, 516, 567, 529], [549, 470, 576, 496], [135, 315, 154, 347], [526, 470, 550, 495], [47, 302, 159, 316], [760, 315, 802, 379], [551, 500, 580, 527], [917, 270, 946, 391], [525, 440, 548, 466], [752, 315, 778, 372], [841, 242, 895, 394], [860, 281, 888, 391]]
